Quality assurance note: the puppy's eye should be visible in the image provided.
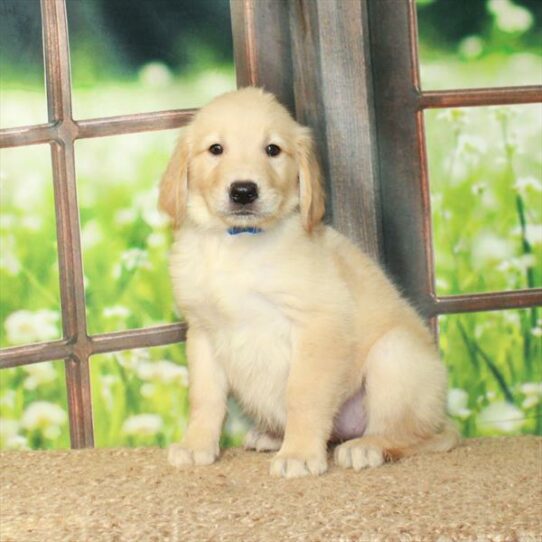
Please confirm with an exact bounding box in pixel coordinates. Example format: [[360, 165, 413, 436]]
[[209, 144, 223, 156], [265, 144, 281, 157]]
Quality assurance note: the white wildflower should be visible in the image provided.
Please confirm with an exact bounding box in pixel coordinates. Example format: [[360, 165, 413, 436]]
[[502, 311, 520, 327], [474, 322, 490, 340], [0, 250, 21, 275], [516, 254, 536, 271], [122, 414, 163, 437], [102, 305, 131, 320], [136, 360, 189, 386], [11, 173, 46, 211], [496, 254, 536, 274], [121, 248, 149, 271], [435, 277, 449, 292], [471, 181, 488, 196], [503, 130, 522, 156], [81, 220, 103, 250], [0, 235, 21, 275], [102, 375, 117, 387], [472, 233, 513, 267], [453, 239, 467, 255], [457, 134, 487, 166], [147, 232, 167, 248], [510, 224, 542, 246], [476, 401, 525, 433], [0, 214, 15, 229], [21, 216, 42, 231], [4, 309, 60, 345], [115, 208, 137, 226], [488, 0, 533, 33], [42, 425, 61, 439], [113, 248, 152, 278], [458, 36, 484, 59], [140, 383, 156, 398], [447, 388, 471, 419], [21, 401, 67, 438], [531, 326, 542, 338], [23, 362, 57, 390], [142, 207, 169, 229], [100, 374, 117, 411], [133, 188, 169, 229], [522, 395, 539, 409], [5, 434, 30, 450], [0, 419, 19, 441], [0, 390, 16, 410], [514, 176, 542, 194], [139, 62, 172, 88], [437, 108, 469, 127], [520, 380, 542, 409], [520, 382, 542, 397], [114, 349, 150, 371]]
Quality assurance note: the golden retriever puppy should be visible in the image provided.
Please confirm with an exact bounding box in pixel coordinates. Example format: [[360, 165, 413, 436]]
[[160, 87, 459, 478]]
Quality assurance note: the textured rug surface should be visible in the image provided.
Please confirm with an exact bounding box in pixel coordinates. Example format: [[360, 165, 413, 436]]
[[0, 437, 541, 541]]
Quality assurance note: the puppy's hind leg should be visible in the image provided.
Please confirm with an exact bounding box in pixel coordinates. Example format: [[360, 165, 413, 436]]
[[335, 326, 459, 471]]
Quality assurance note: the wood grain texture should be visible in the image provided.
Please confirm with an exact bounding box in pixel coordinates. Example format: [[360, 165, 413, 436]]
[[289, 0, 382, 259], [420, 85, 542, 109], [367, 0, 435, 316], [230, 0, 295, 114], [41, 0, 94, 448]]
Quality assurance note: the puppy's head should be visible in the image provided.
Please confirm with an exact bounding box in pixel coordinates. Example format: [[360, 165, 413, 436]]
[[159, 87, 324, 233]]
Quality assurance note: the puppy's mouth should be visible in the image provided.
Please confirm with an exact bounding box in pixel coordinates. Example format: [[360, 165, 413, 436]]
[[220, 205, 269, 227], [230, 209, 258, 216], [225, 202, 263, 218]]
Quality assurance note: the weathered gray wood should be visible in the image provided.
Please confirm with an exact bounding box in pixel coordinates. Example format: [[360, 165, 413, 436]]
[[289, 0, 382, 259], [367, 0, 435, 317], [231, 0, 382, 259], [230, 0, 295, 114]]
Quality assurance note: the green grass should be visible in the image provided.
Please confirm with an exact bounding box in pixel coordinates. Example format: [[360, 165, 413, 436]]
[[0, 53, 541, 450]]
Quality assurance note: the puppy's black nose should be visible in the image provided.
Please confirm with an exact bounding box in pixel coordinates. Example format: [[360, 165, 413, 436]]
[[229, 181, 258, 205]]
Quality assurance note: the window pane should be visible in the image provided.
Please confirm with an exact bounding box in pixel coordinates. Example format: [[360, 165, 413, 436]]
[[67, 0, 236, 119], [417, 0, 542, 90], [426, 104, 542, 296], [0, 146, 61, 348], [0, 0, 47, 128], [76, 130, 180, 335], [90, 345, 248, 448], [440, 309, 541, 438], [0, 361, 70, 450]]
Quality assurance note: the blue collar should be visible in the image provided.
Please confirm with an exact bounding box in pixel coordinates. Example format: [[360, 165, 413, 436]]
[[227, 226, 263, 236]]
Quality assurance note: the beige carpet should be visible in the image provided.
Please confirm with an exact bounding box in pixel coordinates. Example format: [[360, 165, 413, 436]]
[[1, 437, 541, 541]]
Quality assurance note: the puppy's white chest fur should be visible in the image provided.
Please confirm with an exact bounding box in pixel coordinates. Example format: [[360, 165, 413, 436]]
[[170, 228, 292, 430]]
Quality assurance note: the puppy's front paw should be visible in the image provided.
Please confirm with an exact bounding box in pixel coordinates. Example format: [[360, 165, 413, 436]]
[[334, 439, 384, 471], [244, 429, 282, 452], [168, 443, 218, 468], [270, 453, 327, 478]]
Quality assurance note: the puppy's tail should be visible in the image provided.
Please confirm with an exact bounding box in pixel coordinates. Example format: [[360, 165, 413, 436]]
[[402, 421, 461, 458]]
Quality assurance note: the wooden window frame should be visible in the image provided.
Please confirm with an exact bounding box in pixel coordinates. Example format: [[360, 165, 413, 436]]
[[0, 0, 541, 449]]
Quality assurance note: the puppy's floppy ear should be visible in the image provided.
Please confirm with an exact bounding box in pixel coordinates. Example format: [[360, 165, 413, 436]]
[[297, 126, 325, 233], [158, 131, 190, 228]]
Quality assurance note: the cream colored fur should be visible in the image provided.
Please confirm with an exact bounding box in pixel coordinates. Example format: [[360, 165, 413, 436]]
[[160, 87, 459, 478]]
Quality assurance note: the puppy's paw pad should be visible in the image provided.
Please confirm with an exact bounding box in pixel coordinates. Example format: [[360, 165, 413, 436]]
[[244, 429, 282, 452], [270, 454, 327, 478], [334, 442, 384, 471], [168, 444, 217, 468]]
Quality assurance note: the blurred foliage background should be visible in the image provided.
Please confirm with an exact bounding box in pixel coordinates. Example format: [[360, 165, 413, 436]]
[[0, 0, 540, 451]]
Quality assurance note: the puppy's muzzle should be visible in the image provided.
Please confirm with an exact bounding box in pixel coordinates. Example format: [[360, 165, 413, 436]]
[[229, 181, 259, 205]]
